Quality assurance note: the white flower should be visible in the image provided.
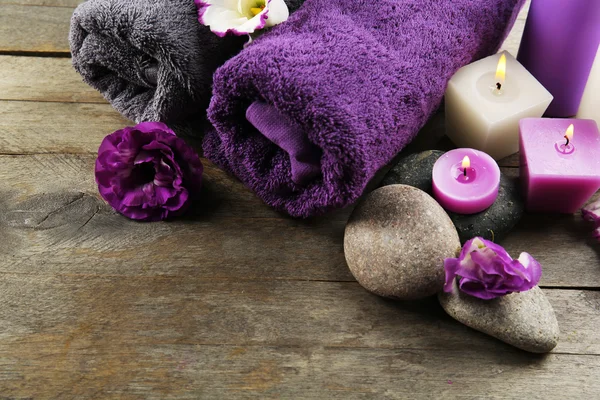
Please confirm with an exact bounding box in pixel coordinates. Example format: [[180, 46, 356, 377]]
[[196, 0, 289, 37]]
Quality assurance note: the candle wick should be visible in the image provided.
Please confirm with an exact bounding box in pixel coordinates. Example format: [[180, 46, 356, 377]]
[[564, 135, 570, 147], [496, 82, 502, 91], [463, 168, 467, 177]]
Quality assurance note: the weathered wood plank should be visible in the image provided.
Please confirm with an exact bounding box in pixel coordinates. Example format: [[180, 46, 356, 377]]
[[0, 154, 598, 287], [0, 273, 597, 355], [1, 339, 599, 398], [0, 56, 105, 103], [0, 0, 82, 6], [0, 153, 353, 280], [0, 5, 73, 53], [0, 101, 129, 154], [0, 269, 598, 398]]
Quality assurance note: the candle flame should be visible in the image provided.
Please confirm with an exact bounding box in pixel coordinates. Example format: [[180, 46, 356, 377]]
[[462, 156, 471, 170], [565, 124, 574, 141], [495, 53, 507, 88]]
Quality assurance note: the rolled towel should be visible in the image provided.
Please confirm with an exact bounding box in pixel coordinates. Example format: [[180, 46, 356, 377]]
[[204, 0, 525, 218], [69, 0, 305, 124]]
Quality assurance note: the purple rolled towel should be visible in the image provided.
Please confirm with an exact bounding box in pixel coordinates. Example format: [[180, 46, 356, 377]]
[[204, 0, 525, 218]]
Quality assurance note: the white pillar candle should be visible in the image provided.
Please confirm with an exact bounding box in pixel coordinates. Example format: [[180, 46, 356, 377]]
[[577, 45, 600, 125], [445, 51, 553, 160]]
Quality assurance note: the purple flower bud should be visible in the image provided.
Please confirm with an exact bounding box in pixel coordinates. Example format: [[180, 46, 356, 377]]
[[582, 199, 600, 223], [582, 199, 600, 243], [95, 122, 203, 221], [443, 237, 542, 300]]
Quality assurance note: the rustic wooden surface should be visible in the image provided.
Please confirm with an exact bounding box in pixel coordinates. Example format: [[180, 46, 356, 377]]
[[2, 1, 600, 398]]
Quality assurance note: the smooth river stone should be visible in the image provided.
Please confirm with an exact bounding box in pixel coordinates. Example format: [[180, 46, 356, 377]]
[[344, 185, 461, 300], [439, 281, 560, 353], [381, 150, 524, 244]]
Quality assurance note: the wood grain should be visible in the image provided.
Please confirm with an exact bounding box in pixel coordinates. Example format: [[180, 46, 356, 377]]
[[4, 1, 600, 398], [0, 56, 105, 103], [1, 340, 599, 398], [0, 101, 130, 154], [0, 0, 82, 6], [0, 273, 598, 355], [0, 154, 598, 287], [0, 5, 73, 53], [0, 270, 599, 398]]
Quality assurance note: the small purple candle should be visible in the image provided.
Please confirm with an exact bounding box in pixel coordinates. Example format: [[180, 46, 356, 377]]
[[432, 149, 501, 215], [519, 118, 600, 213], [517, 0, 600, 117]]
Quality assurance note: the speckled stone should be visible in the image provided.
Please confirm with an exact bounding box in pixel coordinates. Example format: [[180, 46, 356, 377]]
[[439, 281, 560, 353], [344, 185, 461, 300], [381, 150, 446, 191], [382, 150, 524, 244]]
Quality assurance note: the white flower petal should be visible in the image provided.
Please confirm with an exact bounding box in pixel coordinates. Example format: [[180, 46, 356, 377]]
[[264, 0, 289, 27], [232, 14, 267, 34], [198, 0, 287, 36]]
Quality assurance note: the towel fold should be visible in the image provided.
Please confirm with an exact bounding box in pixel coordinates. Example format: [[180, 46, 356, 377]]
[[203, 0, 525, 217], [69, 0, 305, 124]]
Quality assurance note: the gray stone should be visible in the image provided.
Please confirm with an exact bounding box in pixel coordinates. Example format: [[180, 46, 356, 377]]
[[382, 150, 524, 244], [438, 281, 560, 353], [344, 185, 461, 300], [381, 150, 446, 191]]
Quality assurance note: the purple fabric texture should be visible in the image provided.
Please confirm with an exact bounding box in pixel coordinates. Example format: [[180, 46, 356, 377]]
[[203, 0, 525, 218], [246, 102, 322, 186]]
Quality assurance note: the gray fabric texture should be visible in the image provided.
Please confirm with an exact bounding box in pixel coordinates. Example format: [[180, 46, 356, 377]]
[[69, 0, 306, 124]]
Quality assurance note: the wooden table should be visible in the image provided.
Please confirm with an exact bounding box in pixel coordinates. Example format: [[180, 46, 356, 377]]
[[1, 1, 599, 398]]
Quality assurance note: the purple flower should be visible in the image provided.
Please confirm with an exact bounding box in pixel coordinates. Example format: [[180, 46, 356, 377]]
[[443, 237, 542, 300], [95, 122, 203, 222], [582, 199, 600, 242]]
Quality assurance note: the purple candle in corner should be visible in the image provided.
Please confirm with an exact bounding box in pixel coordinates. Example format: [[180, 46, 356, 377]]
[[519, 118, 600, 214], [517, 0, 600, 117]]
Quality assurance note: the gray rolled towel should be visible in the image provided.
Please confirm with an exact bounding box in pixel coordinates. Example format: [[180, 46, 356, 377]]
[[69, 0, 306, 124]]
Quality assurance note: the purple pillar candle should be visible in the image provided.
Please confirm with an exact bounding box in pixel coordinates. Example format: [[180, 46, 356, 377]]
[[519, 118, 600, 213], [517, 0, 600, 117], [432, 149, 501, 215]]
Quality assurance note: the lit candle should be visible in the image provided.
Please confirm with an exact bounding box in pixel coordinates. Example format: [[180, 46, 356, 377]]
[[517, 0, 600, 117], [445, 51, 553, 161], [432, 148, 501, 215], [577, 45, 600, 126], [519, 118, 600, 213]]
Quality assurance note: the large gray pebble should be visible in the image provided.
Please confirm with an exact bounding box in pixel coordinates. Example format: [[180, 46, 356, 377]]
[[344, 185, 461, 300], [439, 281, 560, 353]]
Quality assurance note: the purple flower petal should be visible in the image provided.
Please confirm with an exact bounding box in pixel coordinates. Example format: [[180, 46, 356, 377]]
[[582, 199, 600, 223], [95, 122, 203, 221], [443, 258, 460, 293], [593, 226, 600, 242], [135, 121, 174, 134], [442, 237, 543, 300]]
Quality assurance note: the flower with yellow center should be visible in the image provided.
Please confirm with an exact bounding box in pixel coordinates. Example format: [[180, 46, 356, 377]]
[[196, 0, 290, 37]]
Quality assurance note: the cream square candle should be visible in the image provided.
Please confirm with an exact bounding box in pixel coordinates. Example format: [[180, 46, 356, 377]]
[[445, 51, 553, 160], [577, 46, 600, 126]]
